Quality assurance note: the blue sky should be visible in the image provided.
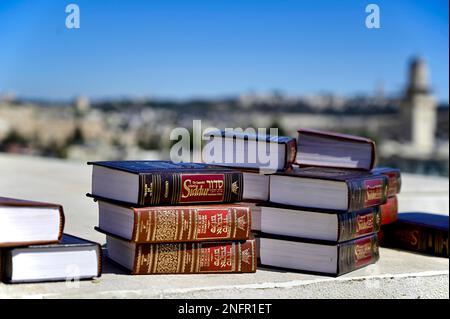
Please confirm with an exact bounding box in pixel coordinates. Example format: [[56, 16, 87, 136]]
[[0, 0, 448, 102]]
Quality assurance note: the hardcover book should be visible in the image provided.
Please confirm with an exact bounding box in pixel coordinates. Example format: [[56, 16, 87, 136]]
[[256, 233, 379, 276], [0, 197, 64, 247], [106, 235, 257, 274], [269, 167, 388, 211], [381, 212, 449, 258], [296, 129, 376, 170], [95, 200, 251, 243], [371, 167, 402, 197], [251, 204, 381, 242], [202, 130, 297, 171], [380, 196, 398, 225], [241, 170, 270, 202], [88, 161, 243, 206], [1, 234, 102, 283]]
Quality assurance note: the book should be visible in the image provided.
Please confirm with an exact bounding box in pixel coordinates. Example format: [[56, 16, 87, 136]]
[[94, 200, 251, 243], [381, 213, 449, 258], [88, 161, 243, 206], [256, 233, 379, 276], [106, 235, 257, 274], [380, 196, 398, 225], [1, 234, 102, 283], [296, 129, 376, 170], [241, 171, 270, 202], [203, 130, 297, 171], [252, 204, 381, 242], [371, 167, 401, 197], [0, 197, 64, 247], [269, 167, 388, 211]]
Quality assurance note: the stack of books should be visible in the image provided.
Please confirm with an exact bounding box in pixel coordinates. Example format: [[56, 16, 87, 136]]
[[88, 161, 257, 274], [0, 197, 101, 283], [204, 128, 402, 276]]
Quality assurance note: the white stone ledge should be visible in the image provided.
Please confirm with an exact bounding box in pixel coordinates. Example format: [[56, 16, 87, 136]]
[[0, 153, 448, 298]]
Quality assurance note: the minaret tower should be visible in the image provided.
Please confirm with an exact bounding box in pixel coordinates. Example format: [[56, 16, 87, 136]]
[[400, 57, 437, 154]]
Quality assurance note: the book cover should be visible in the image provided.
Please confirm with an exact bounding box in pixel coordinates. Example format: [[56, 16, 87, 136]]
[[381, 212, 449, 257], [371, 167, 402, 197], [380, 196, 398, 225]]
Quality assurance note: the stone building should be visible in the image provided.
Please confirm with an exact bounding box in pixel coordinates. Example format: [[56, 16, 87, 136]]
[[399, 57, 437, 153]]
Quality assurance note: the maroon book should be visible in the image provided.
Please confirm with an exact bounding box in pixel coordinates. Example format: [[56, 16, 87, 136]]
[[380, 196, 398, 225], [106, 234, 257, 274], [95, 202, 251, 243]]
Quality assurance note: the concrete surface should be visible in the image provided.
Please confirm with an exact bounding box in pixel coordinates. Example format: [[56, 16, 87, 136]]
[[0, 153, 448, 299]]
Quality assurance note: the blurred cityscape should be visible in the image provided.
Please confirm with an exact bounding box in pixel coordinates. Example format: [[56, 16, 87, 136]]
[[0, 57, 448, 176]]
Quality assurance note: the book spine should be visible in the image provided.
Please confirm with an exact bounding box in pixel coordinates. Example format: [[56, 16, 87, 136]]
[[382, 223, 449, 258], [338, 208, 381, 242], [347, 176, 388, 211], [58, 205, 65, 242], [132, 206, 251, 243], [380, 170, 402, 197], [132, 239, 257, 274], [137, 171, 243, 206], [284, 139, 297, 169], [95, 244, 103, 278], [380, 196, 398, 225], [337, 235, 379, 275]]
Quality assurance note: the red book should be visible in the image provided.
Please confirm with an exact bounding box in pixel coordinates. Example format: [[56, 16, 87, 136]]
[[106, 235, 257, 274], [296, 129, 376, 170], [380, 196, 398, 225], [95, 201, 251, 243]]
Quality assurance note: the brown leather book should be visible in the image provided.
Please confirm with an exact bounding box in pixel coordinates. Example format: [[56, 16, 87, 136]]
[[296, 129, 376, 170], [106, 235, 257, 274], [0, 197, 65, 247], [95, 201, 251, 243]]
